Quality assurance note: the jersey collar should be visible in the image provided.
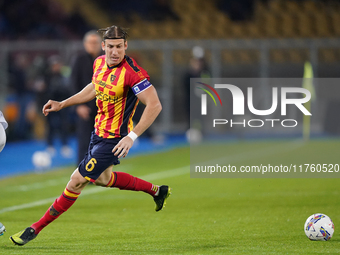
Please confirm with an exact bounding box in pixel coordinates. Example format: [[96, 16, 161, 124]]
[[106, 55, 126, 69]]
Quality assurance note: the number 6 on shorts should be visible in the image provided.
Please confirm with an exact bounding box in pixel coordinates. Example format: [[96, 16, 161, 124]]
[[86, 158, 97, 172]]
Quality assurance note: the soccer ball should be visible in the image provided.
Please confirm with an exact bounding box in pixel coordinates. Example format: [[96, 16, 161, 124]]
[[0, 222, 5, 236], [32, 151, 52, 169], [186, 128, 202, 144], [304, 213, 334, 241]]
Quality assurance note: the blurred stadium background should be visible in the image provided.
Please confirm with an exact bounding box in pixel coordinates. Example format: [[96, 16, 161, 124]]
[[1, 1, 340, 253], [0, 0, 340, 173]]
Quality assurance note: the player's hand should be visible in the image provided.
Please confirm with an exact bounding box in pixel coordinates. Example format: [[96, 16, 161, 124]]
[[42, 100, 62, 116], [112, 136, 134, 158], [76, 105, 91, 120]]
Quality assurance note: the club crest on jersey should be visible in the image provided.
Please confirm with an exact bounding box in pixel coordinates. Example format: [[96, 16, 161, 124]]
[[110, 74, 116, 83]]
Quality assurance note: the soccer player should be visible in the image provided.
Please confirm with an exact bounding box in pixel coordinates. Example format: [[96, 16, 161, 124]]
[[10, 25, 171, 246], [0, 111, 8, 152]]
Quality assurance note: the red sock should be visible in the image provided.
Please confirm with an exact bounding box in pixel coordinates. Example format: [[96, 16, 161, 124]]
[[108, 172, 158, 196], [31, 188, 80, 234]]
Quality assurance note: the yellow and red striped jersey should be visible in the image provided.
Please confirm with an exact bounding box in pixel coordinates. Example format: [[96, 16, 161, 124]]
[[92, 55, 150, 138]]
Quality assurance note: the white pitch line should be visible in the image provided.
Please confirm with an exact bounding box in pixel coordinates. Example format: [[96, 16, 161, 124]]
[[6, 165, 133, 192], [5, 177, 70, 192], [0, 140, 303, 215], [0, 166, 189, 214]]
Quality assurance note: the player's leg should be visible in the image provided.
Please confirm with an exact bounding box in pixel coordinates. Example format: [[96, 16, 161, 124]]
[[83, 134, 159, 196], [93, 165, 112, 186], [10, 169, 88, 246], [94, 166, 171, 211], [31, 169, 88, 232], [95, 166, 159, 195], [10, 132, 112, 246]]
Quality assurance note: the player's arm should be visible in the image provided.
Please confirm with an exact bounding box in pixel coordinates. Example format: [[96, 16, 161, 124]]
[[113, 86, 162, 158], [131, 86, 162, 136], [43, 83, 96, 116]]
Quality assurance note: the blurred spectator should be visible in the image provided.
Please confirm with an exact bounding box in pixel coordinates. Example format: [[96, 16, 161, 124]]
[[183, 46, 210, 123], [8, 53, 34, 140], [70, 30, 102, 164], [30, 55, 49, 111], [27, 55, 51, 140], [45, 55, 73, 157]]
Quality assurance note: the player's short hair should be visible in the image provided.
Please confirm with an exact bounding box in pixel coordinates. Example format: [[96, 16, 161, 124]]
[[83, 30, 101, 42], [97, 25, 128, 42]]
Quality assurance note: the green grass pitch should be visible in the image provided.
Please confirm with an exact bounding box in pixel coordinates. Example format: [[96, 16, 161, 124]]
[[0, 139, 340, 254]]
